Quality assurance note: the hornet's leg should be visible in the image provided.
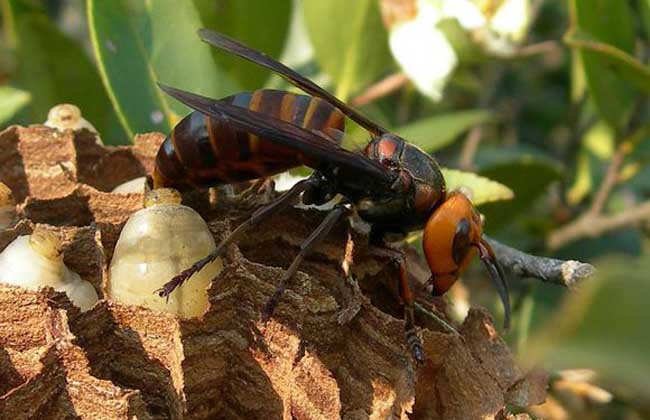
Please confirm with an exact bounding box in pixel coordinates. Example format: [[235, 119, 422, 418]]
[[390, 250, 425, 364], [238, 177, 276, 203], [335, 228, 363, 325], [262, 204, 348, 321], [157, 176, 320, 298]]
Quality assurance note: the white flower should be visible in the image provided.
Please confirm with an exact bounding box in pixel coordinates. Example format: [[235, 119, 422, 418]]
[[476, 0, 531, 56], [384, 0, 486, 101], [382, 0, 531, 100], [389, 16, 457, 101], [490, 0, 530, 43]]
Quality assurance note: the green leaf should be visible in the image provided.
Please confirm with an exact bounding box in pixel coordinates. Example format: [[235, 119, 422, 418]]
[[194, 0, 291, 90], [525, 255, 650, 394], [87, 0, 238, 139], [0, 86, 30, 125], [441, 168, 514, 206], [4, 0, 120, 140], [394, 110, 491, 153], [565, 32, 650, 95], [567, 0, 637, 132], [642, 0, 650, 41], [566, 149, 592, 206], [477, 148, 564, 231], [303, 0, 393, 101]]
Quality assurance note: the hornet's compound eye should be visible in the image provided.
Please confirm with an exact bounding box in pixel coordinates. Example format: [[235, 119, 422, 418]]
[[452, 218, 472, 266]]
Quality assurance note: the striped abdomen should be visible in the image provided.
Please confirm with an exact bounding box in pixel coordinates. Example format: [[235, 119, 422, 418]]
[[153, 89, 345, 189]]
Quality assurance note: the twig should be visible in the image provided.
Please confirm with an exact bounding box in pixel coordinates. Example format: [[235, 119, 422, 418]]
[[458, 67, 503, 169], [351, 72, 409, 107], [514, 40, 562, 57], [458, 126, 483, 171], [485, 237, 595, 288], [548, 140, 635, 250], [587, 146, 625, 217], [547, 200, 650, 250]]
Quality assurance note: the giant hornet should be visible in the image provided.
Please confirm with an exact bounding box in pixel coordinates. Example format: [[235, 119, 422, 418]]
[[153, 29, 510, 363]]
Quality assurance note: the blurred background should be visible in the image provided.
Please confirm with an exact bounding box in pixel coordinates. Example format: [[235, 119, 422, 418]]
[[1, 0, 649, 418]]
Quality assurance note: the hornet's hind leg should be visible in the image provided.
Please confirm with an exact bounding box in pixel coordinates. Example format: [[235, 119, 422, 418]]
[[386, 249, 425, 364], [157, 176, 321, 298], [262, 203, 349, 321]]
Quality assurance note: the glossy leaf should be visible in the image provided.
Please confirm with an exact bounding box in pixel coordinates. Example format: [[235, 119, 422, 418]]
[[0, 86, 30, 125], [394, 110, 491, 153], [477, 148, 564, 231], [87, 0, 238, 139], [643, 0, 650, 40], [303, 0, 393, 100], [442, 168, 514, 206], [565, 32, 650, 94], [194, 0, 292, 90], [5, 0, 118, 138], [568, 0, 637, 132]]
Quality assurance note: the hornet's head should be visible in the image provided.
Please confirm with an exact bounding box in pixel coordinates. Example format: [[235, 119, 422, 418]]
[[422, 191, 510, 328]]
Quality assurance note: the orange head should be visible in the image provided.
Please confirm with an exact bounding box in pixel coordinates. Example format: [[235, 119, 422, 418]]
[[422, 191, 510, 328]]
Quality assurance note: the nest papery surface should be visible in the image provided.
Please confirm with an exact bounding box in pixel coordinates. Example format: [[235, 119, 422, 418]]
[[0, 125, 546, 419]]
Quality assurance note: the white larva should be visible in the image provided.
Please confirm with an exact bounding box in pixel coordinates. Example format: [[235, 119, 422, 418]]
[[44, 103, 102, 144], [0, 228, 99, 311], [111, 177, 147, 194], [107, 188, 221, 318]]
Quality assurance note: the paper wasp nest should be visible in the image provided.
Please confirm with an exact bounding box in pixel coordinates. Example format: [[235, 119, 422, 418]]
[[0, 122, 546, 419]]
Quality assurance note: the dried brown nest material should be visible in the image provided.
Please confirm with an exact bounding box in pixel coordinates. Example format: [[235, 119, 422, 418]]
[[0, 125, 546, 419]]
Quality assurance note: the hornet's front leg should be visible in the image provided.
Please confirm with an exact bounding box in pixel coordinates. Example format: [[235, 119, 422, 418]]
[[157, 176, 321, 299]]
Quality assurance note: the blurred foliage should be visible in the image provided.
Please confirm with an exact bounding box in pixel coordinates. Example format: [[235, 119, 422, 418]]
[[0, 0, 649, 417], [303, 0, 393, 101], [87, 0, 238, 138], [441, 167, 514, 205], [394, 109, 492, 152]]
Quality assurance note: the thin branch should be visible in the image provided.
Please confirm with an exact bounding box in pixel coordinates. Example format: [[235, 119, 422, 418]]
[[547, 200, 650, 250], [458, 126, 483, 171], [548, 136, 637, 250], [587, 146, 625, 217], [513, 40, 563, 58], [485, 237, 595, 288], [351, 72, 409, 107]]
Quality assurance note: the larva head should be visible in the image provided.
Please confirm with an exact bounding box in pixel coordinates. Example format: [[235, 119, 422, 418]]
[[422, 191, 510, 328]]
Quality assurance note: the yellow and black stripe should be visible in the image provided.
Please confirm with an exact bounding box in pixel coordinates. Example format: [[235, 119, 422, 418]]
[[153, 89, 345, 190]]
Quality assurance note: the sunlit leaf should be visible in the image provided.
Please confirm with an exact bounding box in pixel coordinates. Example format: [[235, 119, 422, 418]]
[[87, 0, 238, 139], [394, 110, 491, 153], [303, 0, 393, 100], [4, 0, 119, 139], [442, 168, 514, 206], [642, 0, 650, 40], [477, 148, 564, 231], [0, 86, 30, 125], [565, 31, 650, 95], [566, 150, 592, 206], [194, 0, 292, 90]]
